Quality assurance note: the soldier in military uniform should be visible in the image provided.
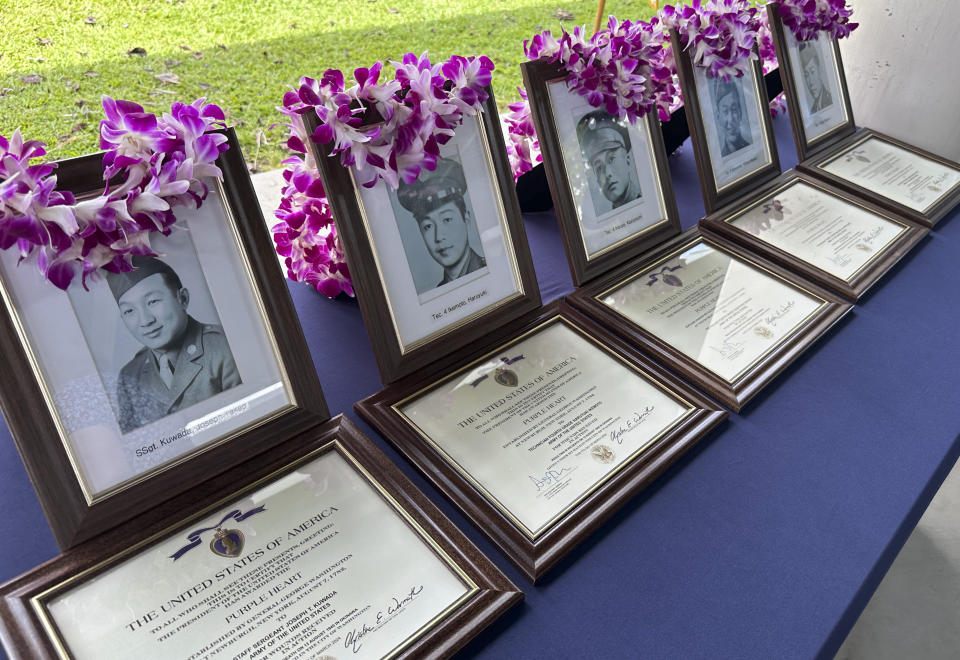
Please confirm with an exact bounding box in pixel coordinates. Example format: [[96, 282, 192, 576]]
[[712, 79, 753, 157], [798, 41, 834, 114], [396, 157, 486, 289], [577, 110, 643, 214], [106, 256, 241, 434]]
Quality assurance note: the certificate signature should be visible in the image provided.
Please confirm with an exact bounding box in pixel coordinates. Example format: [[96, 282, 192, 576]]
[[609, 406, 656, 445], [344, 584, 424, 654], [710, 341, 744, 360], [529, 466, 573, 492]]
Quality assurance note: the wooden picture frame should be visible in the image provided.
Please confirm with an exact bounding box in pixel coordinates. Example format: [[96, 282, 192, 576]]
[[0, 416, 522, 659], [765, 2, 856, 163], [797, 129, 960, 228], [767, 2, 960, 227], [670, 29, 782, 214], [308, 87, 541, 384], [0, 128, 329, 550], [520, 59, 682, 286], [567, 228, 851, 412], [699, 170, 928, 301], [356, 299, 727, 582]]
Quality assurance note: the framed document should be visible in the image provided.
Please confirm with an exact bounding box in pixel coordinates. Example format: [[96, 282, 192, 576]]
[[0, 129, 329, 549], [765, 2, 855, 162], [700, 171, 928, 301], [520, 59, 682, 285], [670, 29, 781, 214], [567, 229, 851, 411], [0, 416, 522, 660], [309, 87, 540, 384], [357, 301, 727, 581], [799, 129, 960, 228], [767, 2, 960, 226]]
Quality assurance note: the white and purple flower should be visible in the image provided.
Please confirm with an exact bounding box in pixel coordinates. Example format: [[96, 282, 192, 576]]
[[0, 96, 228, 290], [778, 0, 858, 42]]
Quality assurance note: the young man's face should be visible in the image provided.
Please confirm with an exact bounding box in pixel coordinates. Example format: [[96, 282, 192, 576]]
[[416, 201, 470, 269], [802, 56, 823, 99], [117, 273, 190, 351], [590, 140, 635, 206], [718, 91, 743, 144]]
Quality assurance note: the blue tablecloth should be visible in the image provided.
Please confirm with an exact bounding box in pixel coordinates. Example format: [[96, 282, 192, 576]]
[[2, 114, 959, 660]]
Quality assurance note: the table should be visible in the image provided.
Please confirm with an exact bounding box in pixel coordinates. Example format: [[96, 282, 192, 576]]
[[2, 114, 959, 660]]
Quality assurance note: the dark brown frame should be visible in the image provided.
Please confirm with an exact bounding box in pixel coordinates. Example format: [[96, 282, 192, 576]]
[[567, 228, 851, 412], [670, 29, 782, 214], [699, 170, 928, 301], [520, 59, 682, 286], [356, 299, 727, 582], [0, 416, 521, 660], [797, 129, 960, 228], [767, 3, 960, 227], [0, 128, 330, 550], [308, 87, 541, 384], [766, 2, 856, 163]]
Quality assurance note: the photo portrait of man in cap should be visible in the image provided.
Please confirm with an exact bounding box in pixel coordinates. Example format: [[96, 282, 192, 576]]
[[395, 156, 487, 293], [798, 41, 834, 114], [106, 255, 241, 433], [711, 78, 753, 157], [576, 110, 643, 216]]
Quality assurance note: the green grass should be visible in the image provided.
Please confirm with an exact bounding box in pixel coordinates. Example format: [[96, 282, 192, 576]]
[[1, 0, 658, 170]]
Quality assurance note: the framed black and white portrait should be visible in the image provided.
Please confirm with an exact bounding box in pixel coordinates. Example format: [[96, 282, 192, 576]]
[[521, 59, 681, 285], [0, 130, 329, 548], [387, 154, 490, 303], [766, 2, 856, 162], [310, 88, 541, 383], [694, 65, 774, 190], [670, 29, 781, 213]]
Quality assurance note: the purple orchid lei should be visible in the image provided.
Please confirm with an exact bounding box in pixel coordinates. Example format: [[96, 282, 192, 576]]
[[525, 16, 680, 124], [283, 53, 494, 189], [758, 11, 787, 117], [659, 0, 761, 81], [503, 88, 542, 182], [0, 97, 227, 290], [778, 0, 858, 42], [273, 53, 494, 298], [271, 112, 353, 298]]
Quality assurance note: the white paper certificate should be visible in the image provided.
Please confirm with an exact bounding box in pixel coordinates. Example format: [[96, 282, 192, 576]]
[[397, 320, 695, 538], [820, 136, 960, 213], [43, 450, 474, 659], [600, 241, 825, 382], [728, 180, 908, 280]]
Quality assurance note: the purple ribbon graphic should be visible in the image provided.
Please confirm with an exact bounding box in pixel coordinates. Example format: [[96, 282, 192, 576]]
[[470, 354, 525, 387], [169, 506, 266, 560]]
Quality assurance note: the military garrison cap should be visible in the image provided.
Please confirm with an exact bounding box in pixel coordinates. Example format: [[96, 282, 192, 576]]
[[577, 110, 631, 162], [396, 157, 468, 219], [106, 255, 183, 301]]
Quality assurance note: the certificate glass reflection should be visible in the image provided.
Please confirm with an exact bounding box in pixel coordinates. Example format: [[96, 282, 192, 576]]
[[727, 180, 908, 280], [599, 241, 826, 382], [38, 450, 475, 659], [820, 135, 960, 214], [396, 320, 696, 538]]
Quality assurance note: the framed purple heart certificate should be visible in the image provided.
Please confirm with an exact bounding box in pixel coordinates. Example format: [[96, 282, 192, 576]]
[[0, 417, 521, 659]]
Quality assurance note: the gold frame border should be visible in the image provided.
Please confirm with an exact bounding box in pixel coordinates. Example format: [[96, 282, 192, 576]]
[[543, 78, 673, 262], [595, 236, 830, 385], [817, 133, 960, 215], [30, 439, 480, 660], [391, 316, 699, 540], [351, 111, 525, 356], [723, 177, 910, 282], [695, 64, 776, 194], [0, 178, 296, 506]]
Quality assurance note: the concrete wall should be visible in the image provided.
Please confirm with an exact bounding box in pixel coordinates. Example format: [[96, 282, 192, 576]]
[[838, 2, 960, 161]]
